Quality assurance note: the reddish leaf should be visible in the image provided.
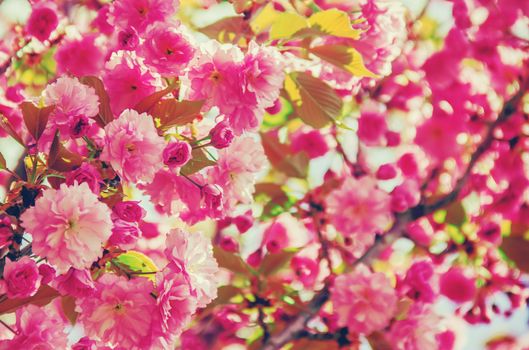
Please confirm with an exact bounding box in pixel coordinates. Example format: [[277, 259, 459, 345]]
[[179, 148, 216, 176], [284, 72, 343, 128], [48, 131, 84, 172], [367, 331, 392, 350], [0, 152, 6, 170], [261, 131, 309, 178], [259, 249, 299, 276], [213, 246, 253, 276], [0, 113, 25, 146], [80, 76, 113, 126], [152, 99, 204, 131], [134, 82, 179, 114], [200, 17, 253, 43], [61, 295, 78, 324], [0, 285, 59, 315], [501, 236, 529, 273], [20, 102, 54, 141]]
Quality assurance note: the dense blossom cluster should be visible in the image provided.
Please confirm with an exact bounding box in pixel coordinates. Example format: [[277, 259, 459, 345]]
[[0, 0, 528, 349]]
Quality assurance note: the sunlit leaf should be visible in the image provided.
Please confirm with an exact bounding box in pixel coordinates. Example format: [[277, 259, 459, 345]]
[[250, 3, 279, 34], [134, 82, 179, 114], [309, 45, 377, 78], [179, 148, 215, 176], [308, 9, 363, 39], [0, 152, 6, 170], [114, 250, 158, 281], [284, 72, 343, 128], [270, 12, 308, 40], [200, 17, 253, 44], [20, 102, 54, 141]]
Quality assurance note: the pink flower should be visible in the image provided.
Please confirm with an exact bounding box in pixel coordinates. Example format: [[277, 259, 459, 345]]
[[43, 76, 99, 137], [477, 222, 502, 245], [0, 216, 13, 250], [402, 260, 438, 304], [209, 121, 234, 149], [326, 176, 393, 236], [0, 305, 68, 349], [390, 180, 420, 212], [108, 219, 141, 250], [440, 267, 476, 303], [415, 115, 462, 161], [71, 337, 98, 350], [109, 0, 179, 32], [141, 23, 196, 75], [113, 201, 145, 222], [357, 112, 387, 146], [331, 265, 397, 334], [207, 136, 267, 209], [290, 129, 329, 159], [118, 28, 140, 50], [54, 268, 95, 298], [0, 257, 41, 298], [68, 114, 90, 138], [233, 211, 253, 233], [163, 141, 192, 168], [291, 256, 319, 288], [164, 229, 219, 307], [388, 304, 442, 350], [201, 184, 224, 214], [55, 35, 104, 77], [76, 274, 156, 349], [219, 235, 239, 252], [103, 51, 159, 115], [20, 182, 112, 273], [65, 163, 103, 194], [243, 41, 285, 108], [150, 269, 197, 348], [263, 221, 289, 253], [26, 4, 59, 42], [101, 109, 165, 183]]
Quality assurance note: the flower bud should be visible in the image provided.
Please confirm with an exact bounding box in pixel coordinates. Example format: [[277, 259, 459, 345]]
[[209, 122, 234, 149], [113, 201, 145, 222], [201, 184, 223, 212], [163, 141, 192, 168]]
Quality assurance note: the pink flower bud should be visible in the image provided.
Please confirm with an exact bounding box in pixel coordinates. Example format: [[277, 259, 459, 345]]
[[233, 211, 253, 234], [26, 5, 59, 42], [0, 257, 41, 298], [118, 28, 139, 50], [201, 184, 223, 212], [440, 267, 476, 303], [265, 98, 282, 115], [376, 163, 397, 180], [219, 235, 239, 252], [385, 131, 401, 146], [113, 201, 145, 222], [477, 222, 502, 246], [163, 141, 192, 168], [209, 122, 234, 149]]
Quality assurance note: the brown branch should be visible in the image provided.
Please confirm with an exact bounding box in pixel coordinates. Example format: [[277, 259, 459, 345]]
[[261, 76, 528, 350]]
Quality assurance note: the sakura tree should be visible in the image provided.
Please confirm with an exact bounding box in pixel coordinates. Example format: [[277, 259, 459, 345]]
[[0, 0, 528, 349]]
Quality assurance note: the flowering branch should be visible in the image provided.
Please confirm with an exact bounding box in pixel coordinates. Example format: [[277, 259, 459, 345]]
[[261, 75, 528, 350]]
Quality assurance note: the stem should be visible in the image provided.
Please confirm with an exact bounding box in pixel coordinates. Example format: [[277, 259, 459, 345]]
[[0, 319, 16, 335], [181, 174, 203, 189]]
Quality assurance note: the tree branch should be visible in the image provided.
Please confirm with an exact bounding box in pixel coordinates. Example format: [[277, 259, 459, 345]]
[[261, 76, 528, 350]]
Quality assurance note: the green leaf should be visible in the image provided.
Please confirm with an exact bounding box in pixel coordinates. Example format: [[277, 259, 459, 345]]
[[284, 72, 343, 128], [259, 249, 299, 276], [114, 250, 159, 281], [213, 246, 254, 276], [20, 102, 54, 141], [180, 148, 216, 176], [309, 45, 377, 78], [80, 76, 113, 127]]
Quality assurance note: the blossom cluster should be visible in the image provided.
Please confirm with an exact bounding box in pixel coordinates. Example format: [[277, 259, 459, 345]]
[[0, 0, 528, 349]]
